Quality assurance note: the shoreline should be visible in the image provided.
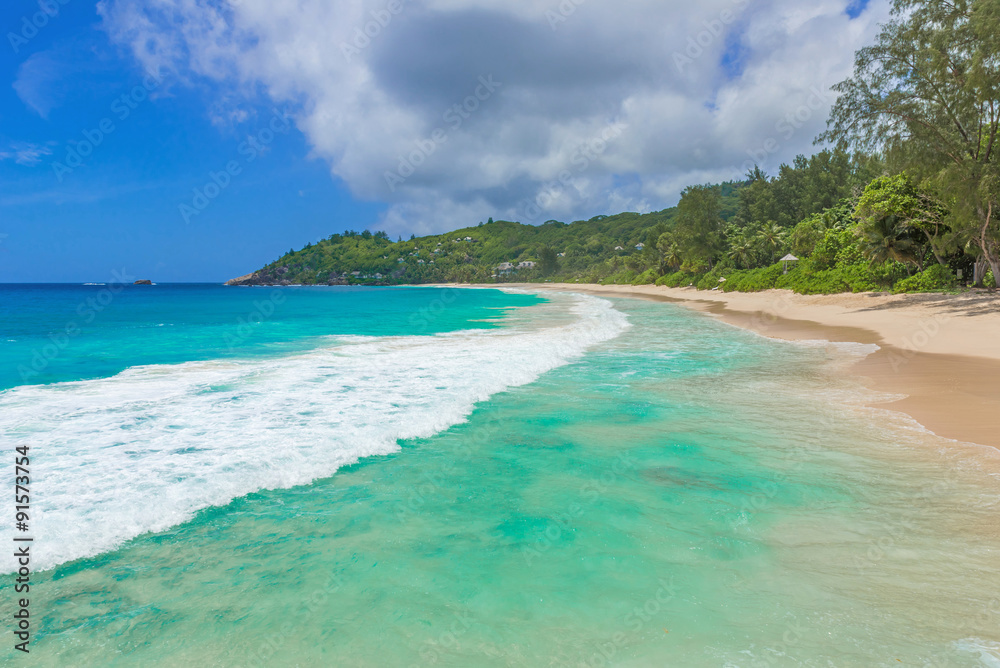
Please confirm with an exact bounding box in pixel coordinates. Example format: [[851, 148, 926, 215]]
[[495, 283, 1000, 451]]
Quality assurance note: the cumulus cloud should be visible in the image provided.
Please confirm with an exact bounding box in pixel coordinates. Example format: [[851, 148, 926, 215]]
[[97, 0, 888, 235]]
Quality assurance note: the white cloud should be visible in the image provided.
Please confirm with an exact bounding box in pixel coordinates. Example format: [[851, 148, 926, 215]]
[[98, 0, 889, 235], [0, 142, 54, 166]]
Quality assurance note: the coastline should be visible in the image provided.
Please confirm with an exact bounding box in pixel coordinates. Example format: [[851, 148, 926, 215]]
[[496, 283, 1000, 451]]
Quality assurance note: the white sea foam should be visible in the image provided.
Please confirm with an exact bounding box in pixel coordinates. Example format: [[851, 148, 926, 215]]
[[0, 293, 628, 571]]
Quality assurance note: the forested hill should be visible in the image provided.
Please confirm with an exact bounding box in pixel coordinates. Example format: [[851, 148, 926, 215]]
[[228, 149, 895, 290], [227, 182, 743, 286]]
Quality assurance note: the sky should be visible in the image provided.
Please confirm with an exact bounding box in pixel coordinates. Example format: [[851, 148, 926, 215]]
[[0, 0, 884, 282]]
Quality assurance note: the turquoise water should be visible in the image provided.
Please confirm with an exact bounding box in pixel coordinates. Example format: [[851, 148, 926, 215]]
[[2, 286, 999, 666], [0, 284, 541, 390]]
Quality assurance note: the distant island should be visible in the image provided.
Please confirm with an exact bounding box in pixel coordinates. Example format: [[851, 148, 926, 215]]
[[228, 148, 996, 296]]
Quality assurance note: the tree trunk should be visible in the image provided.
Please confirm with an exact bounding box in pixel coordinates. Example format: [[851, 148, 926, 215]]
[[973, 260, 988, 287], [922, 230, 948, 266], [988, 257, 1000, 289], [978, 202, 999, 288]]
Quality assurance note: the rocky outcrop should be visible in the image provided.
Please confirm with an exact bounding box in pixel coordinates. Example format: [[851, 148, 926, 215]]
[[225, 265, 356, 286], [224, 273, 259, 286], [133, 279, 153, 285]]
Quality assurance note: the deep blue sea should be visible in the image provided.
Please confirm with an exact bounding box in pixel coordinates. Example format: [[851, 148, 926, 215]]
[[1, 284, 998, 666]]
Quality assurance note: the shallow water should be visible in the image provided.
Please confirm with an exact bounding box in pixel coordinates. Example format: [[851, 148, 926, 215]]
[[2, 288, 998, 666]]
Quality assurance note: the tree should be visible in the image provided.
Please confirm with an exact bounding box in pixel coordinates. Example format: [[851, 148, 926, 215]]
[[754, 221, 787, 264], [537, 246, 559, 276], [726, 233, 756, 269], [855, 174, 951, 265], [674, 185, 724, 269], [856, 213, 922, 271], [820, 0, 1000, 282]]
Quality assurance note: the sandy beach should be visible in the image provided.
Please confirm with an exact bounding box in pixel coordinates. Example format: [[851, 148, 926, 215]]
[[501, 283, 1000, 451]]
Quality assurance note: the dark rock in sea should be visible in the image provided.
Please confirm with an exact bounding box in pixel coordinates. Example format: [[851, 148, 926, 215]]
[[134, 280, 153, 285]]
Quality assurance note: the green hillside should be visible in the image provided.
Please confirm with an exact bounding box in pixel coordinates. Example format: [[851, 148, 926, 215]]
[[228, 182, 741, 286]]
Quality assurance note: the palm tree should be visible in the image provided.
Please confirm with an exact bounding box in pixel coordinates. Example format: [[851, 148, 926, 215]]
[[727, 234, 756, 269], [660, 242, 683, 273], [754, 221, 786, 265], [857, 215, 920, 271]]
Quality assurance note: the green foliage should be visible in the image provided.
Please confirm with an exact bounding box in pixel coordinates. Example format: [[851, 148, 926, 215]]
[[892, 264, 959, 294], [655, 271, 694, 287], [631, 268, 659, 285], [537, 246, 559, 276], [821, 0, 1000, 283], [674, 184, 725, 269]]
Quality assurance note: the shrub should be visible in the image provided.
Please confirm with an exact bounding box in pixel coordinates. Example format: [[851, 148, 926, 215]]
[[602, 270, 638, 285], [891, 263, 958, 294], [655, 271, 694, 287], [722, 263, 783, 292], [631, 268, 660, 285], [696, 266, 728, 290]]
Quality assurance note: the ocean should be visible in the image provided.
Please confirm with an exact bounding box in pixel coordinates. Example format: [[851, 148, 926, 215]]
[[1, 284, 998, 667]]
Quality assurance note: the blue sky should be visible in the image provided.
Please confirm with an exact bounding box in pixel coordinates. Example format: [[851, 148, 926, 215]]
[[1, 0, 883, 282], [1, 1, 382, 282]]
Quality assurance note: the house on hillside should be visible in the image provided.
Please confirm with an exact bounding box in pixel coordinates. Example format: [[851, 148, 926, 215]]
[[635, 243, 645, 250], [614, 246, 624, 251], [518, 261, 536, 269], [494, 262, 515, 277]]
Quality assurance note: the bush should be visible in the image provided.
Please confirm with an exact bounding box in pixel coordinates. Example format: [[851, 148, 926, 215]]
[[892, 264, 958, 294], [696, 266, 727, 290], [720, 259, 903, 295], [655, 271, 695, 287], [722, 263, 784, 292], [602, 269, 638, 285], [631, 268, 660, 285]]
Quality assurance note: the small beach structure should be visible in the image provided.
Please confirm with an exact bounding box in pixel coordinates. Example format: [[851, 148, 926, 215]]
[[780, 254, 799, 274]]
